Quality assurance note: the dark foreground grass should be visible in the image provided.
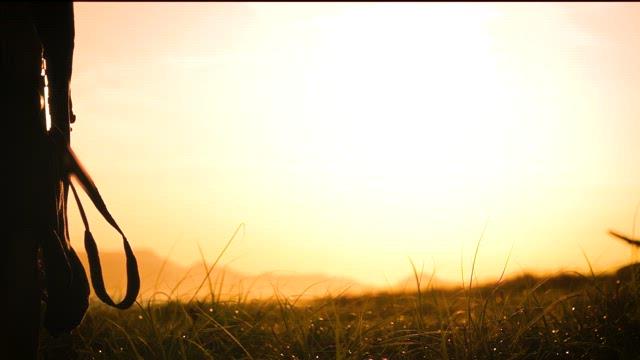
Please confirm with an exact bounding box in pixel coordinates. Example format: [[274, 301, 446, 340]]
[[40, 264, 640, 359]]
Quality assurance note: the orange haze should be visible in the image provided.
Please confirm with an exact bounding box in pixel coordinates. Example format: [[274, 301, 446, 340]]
[[66, 3, 640, 291]]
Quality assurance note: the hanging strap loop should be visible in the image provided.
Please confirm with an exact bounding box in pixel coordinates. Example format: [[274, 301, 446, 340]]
[[66, 145, 140, 309]]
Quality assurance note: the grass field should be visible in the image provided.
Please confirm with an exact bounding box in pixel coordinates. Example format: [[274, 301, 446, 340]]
[[39, 261, 640, 359]]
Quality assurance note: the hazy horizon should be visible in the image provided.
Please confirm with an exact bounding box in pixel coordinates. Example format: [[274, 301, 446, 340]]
[[66, 2, 640, 287], [75, 246, 637, 302]]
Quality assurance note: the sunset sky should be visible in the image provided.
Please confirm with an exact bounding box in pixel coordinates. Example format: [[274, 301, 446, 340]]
[[67, 2, 640, 288]]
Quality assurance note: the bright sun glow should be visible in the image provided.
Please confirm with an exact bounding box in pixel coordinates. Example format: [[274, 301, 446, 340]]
[[296, 4, 508, 194], [210, 3, 525, 283]]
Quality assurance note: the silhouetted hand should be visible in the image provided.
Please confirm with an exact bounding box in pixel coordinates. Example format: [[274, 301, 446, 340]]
[[48, 86, 71, 145]]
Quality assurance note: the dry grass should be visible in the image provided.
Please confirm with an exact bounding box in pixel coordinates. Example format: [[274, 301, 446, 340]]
[[39, 261, 640, 359]]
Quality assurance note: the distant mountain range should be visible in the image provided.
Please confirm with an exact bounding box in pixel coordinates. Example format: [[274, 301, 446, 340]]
[[75, 249, 379, 301], [75, 248, 636, 302]]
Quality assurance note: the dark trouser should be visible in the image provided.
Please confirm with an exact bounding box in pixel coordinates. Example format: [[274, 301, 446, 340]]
[[1, 6, 50, 358], [1, 232, 41, 359]]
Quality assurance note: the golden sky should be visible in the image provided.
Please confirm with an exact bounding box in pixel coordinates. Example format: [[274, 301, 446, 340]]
[[67, 2, 640, 287]]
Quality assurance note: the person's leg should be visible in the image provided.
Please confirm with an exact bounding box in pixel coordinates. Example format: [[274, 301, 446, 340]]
[[1, 5, 50, 358], [1, 230, 41, 359]]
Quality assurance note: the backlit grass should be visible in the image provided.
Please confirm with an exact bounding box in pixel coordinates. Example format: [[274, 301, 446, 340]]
[[40, 262, 640, 359]]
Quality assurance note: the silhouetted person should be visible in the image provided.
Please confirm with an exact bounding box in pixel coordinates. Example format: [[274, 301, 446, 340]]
[[0, 2, 75, 358]]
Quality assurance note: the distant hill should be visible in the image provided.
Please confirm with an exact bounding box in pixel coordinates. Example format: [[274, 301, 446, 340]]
[[75, 248, 639, 303], [75, 249, 371, 301]]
